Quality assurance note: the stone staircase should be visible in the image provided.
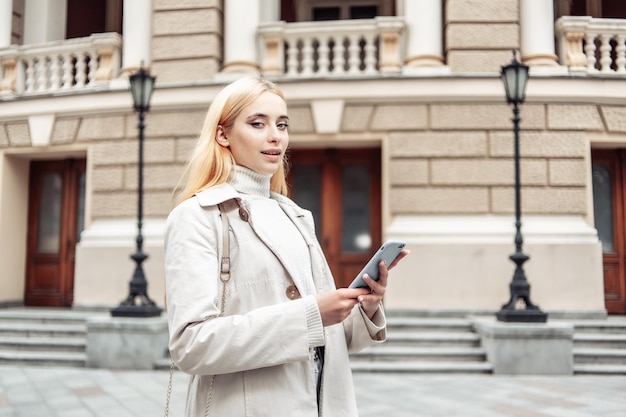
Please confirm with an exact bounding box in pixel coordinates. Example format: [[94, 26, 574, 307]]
[[572, 318, 626, 375], [0, 308, 105, 367], [350, 313, 493, 373], [1, 307, 626, 374]]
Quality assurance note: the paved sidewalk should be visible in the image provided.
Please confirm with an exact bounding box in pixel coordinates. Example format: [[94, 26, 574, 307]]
[[0, 365, 625, 417]]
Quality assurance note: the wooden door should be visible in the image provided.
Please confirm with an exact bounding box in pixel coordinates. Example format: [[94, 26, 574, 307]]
[[288, 148, 381, 288], [25, 159, 86, 307], [592, 149, 626, 314]]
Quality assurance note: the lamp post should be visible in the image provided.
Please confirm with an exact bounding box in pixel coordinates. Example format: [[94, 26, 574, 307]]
[[111, 66, 162, 318], [496, 51, 547, 323]]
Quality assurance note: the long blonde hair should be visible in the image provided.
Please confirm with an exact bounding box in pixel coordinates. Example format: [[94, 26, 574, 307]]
[[175, 77, 289, 205]]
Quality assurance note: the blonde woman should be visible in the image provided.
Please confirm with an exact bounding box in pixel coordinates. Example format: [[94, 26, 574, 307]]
[[164, 76, 408, 417]]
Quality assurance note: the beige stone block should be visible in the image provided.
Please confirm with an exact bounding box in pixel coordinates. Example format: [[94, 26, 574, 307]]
[[601, 106, 626, 133], [490, 131, 587, 158], [389, 131, 487, 157], [176, 137, 198, 162], [92, 166, 124, 191], [547, 104, 604, 131], [446, 24, 518, 49], [549, 159, 587, 186], [153, 34, 221, 60], [446, 0, 518, 22], [132, 110, 205, 138], [447, 50, 515, 73], [153, 9, 221, 36], [370, 104, 427, 131], [91, 191, 136, 218], [431, 159, 546, 186], [143, 139, 177, 164], [151, 58, 220, 84], [51, 118, 79, 144], [145, 191, 177, 216], [77, 115, 125, 141], [431, 103, 544, 130], [491, 187, 587, 214], [342, 105, 375, 132], [288, 106, 315, 133], [390, 187, 489, 213], [6, 123, 30, 146], [0, 125, 9, 147], [390, 159, 429, 185], [125, 164, 184, 191], [155, 0, 221, 10], [92, 141, 137, 165]]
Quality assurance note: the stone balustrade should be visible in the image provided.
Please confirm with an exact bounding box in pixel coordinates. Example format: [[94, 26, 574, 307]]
[[258, 17, 404, 78], [0, 32, 122, 96], [556, 16, 626, 74]]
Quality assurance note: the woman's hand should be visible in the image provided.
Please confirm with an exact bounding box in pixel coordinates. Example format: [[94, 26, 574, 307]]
[[358, 249, 410, 319], [315, 289, 369, 326]]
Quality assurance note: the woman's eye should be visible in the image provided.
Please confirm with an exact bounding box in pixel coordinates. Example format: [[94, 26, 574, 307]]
[[250, 122, 264, 128], [277, 123, 289, 130]]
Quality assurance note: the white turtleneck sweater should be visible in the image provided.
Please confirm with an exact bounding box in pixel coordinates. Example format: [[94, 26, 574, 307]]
[[227, 165, 315, 297]]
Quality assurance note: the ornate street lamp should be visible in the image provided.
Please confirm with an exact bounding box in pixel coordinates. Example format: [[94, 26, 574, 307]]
[[496, 51, 547, 323], [111, 66, 162, 318]]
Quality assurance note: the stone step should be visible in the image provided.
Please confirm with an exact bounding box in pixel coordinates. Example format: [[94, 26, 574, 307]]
[[574, 347, 626, 365], [385, 317, 473, 332], [0, 336, 85, 352], [350, 361, 493, 374], [574, 363, 626, 375], [573, 333, 626, 349], [0, 350, 86, 367], [0, 322, 86, 338], [572, 319, 626, 334], [0, 308, 103, 324], [351, 346, 487, 362], [385, 331, 481, 348]]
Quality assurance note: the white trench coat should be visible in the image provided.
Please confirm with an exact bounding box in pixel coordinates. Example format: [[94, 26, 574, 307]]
[[165, 183, 386, 416]]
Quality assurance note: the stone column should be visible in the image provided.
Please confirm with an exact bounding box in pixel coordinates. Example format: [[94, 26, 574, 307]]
[[520, 0, 559, 66], [0, 0, 12, 47], [24, 0, 67, 44], [403, 0, 445, 69], [121, 0, 152, 74], [221, 0, 260, 74]]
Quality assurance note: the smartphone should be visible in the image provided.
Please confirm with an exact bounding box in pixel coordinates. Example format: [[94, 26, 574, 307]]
[[348, 240, 406, 289]]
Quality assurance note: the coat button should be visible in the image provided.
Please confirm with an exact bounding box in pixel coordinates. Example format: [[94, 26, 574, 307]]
[[286, 284, 301, 300]]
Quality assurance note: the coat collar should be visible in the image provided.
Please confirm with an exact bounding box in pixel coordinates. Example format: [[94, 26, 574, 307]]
[[195, 184, 327, 293]]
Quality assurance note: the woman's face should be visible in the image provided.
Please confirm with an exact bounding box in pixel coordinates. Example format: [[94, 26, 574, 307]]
[[217, 92, 289, 175]]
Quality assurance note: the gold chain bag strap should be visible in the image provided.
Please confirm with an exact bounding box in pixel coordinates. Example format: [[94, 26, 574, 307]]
[[164, 202, 232, 417]]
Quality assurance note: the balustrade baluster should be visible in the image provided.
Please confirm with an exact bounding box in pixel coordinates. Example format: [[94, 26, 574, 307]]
[[585, 32, 598, 71], [363, 34, 377, 74], [75, 53, 87, 87], [25, 58, 35, 92], [301, 36, 314, 76], [62, 53, 73, 89], [317, 35, 330, 75], [36, 56, 48, 91], [616, 34, 626, 73], [331, 36, 345, 75], [49, 55, 61, 90], [599, 34, 612, 72], [347, 34, 360, 74], [286, 39, 299, 76], [88, 51, 98, 85]]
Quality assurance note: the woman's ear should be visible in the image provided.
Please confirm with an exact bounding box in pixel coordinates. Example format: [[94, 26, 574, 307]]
[[215, 125, 229, 147]]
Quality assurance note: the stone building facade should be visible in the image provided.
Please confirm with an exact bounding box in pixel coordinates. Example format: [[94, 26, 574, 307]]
[[1, 0, 625, 317]]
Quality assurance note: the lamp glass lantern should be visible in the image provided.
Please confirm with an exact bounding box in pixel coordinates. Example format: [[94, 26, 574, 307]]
[[500, 56, 529, 105], [129, 67, 155, 113]]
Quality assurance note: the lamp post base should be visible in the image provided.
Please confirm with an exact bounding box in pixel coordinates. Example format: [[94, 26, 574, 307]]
[[111, 294, 162, 318], [497, 308, 548, 323], [111, 302, 162, 318]]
